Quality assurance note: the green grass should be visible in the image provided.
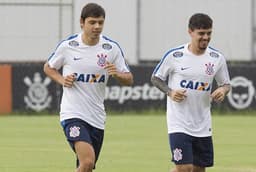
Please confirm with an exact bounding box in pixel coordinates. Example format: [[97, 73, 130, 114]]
[[0, 112, 256, 172]]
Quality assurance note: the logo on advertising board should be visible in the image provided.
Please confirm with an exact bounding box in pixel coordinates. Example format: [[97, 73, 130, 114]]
[[227, 76, 255, 109], [105, 83, 165, 104], [23, 72, 52, 112]]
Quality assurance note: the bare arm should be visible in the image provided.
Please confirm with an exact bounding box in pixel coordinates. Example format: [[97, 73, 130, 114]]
[[211, 84, 231, 103], [151, 75, 187, 102], [43, 62, 75, 88], [112, 72, 134, 86], [151, 75, 171, 95], [104, 61, 133, 86]]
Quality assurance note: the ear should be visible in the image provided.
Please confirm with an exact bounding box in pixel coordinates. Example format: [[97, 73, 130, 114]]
[[80, 18, 84, 28], [188, 28, 192, 34], [188, 28, 193, 36]]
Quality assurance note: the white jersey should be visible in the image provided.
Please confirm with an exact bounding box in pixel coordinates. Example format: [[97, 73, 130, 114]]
[[48, 33, 130, 129], [153, 43, 230, 137]]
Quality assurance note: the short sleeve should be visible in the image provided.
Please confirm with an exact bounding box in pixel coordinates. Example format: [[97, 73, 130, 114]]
[[47, 42, 66, 70], [152, 55, 173, 81], [215, 56, 230, 86], [113, 45, 130, 73]]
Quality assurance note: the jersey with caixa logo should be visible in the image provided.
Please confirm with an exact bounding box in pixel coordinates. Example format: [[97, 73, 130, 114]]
[[47, 33, 130, 129], [153, 43, 230, 137]]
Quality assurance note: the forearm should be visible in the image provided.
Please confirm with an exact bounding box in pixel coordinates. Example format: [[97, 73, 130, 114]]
[[113, 72, 133, 86], [219, 84, 231, 95], [151, 75, 171, 95], [211, 84, 231, 103], [43, 63, 64, 85]]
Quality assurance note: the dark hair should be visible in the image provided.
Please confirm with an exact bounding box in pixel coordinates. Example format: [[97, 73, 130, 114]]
[[80, 3, 105, 21], [188, 13, 212, 30]]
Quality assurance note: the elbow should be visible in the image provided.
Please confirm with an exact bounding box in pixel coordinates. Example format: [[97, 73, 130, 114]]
[[151, 75, 157, 86], [126, 74, 134, 86], [43, 63, 48, 74], [43, 62, 52, 77], [43, 63, 49, 75], [121, 73, 134, 86], [129, 76, 134, 86]]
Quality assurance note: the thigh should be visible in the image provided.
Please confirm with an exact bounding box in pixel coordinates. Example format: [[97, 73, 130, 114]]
[[169, 133, 193, 165], [75, 141, 95, 164], [62, 118, 93, 150], [192, 136, 214, 167], [61, 118, 104, 164], [192, 165, 205, 172]]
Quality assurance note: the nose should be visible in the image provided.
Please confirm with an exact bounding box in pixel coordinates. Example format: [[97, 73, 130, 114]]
[[95, 23, 100, 28], [94, 22, 102, 29], [203, 33, 209, 39]]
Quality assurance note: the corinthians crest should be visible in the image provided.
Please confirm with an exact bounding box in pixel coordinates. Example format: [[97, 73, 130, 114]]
[[205, 62, 214, 75], [97, 53, 107, 67], [24, 72, 52, 112]]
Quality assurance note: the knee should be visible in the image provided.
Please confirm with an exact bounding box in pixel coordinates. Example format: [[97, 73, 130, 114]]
[[79, 158, 95, 172], [175, 164, 193, 172]]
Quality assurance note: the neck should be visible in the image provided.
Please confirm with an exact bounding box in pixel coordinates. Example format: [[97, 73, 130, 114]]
[[188, 44, 205, 55], [82, 33, 99, 46]]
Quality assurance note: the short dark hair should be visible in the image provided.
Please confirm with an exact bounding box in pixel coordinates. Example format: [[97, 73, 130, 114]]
[[80, 3, 105, 21], [188, 13, 212, 30]]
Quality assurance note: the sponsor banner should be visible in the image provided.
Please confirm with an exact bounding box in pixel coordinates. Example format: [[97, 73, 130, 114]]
[[10, 63, 256, 112], [105, 66, 165, 111], [12, 64, 59, 112]]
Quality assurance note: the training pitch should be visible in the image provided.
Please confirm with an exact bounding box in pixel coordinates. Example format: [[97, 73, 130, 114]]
[[0, 111, 256, 172]]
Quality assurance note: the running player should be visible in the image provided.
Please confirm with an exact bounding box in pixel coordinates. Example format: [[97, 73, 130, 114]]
[[151, 13, 230, 172], [44, 3, 133, 172]]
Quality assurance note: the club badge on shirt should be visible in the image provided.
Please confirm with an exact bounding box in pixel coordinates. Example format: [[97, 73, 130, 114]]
[[97, 53, 107, 67], [205, 62, 215, 75], [102, 43, 112, 50], [68, 40, 79, 47]]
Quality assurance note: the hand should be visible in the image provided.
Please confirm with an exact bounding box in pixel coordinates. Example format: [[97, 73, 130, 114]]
[[63, 73, 76, 88], [104, 61, 118, 77], [168, 89, 187, 102], [211, 87, 226, 103]]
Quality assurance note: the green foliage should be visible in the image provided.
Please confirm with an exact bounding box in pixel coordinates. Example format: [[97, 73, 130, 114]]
[[0, 113, 256, 172]]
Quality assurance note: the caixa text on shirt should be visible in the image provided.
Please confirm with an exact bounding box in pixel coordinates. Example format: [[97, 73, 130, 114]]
[[180, 80, 211, 91], [74, 73, 105, 83]]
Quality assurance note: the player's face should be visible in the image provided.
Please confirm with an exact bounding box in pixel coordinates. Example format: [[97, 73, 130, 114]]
[[81, 16, 105, 40], [189, 28, 212, 51]]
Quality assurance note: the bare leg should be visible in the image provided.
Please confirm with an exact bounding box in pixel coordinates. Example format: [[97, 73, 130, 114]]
[[170, 168, 178, 172], [192, 165, 205, 172], [75, 141, 95, 172], [170, 164, 193, 172]]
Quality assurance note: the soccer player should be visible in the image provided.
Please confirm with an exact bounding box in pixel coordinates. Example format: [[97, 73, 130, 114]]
[[151, 13, 230, 172], [43, 3, 133, 172]]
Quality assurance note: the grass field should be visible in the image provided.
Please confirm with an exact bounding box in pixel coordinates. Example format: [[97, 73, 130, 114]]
[[0, 112, 256, 172]]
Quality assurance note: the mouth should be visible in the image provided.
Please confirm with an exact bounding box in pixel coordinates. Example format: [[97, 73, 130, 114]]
[[200, 40, 209, 46], [92, 31, 101, 34], [201, 39, 209, 43], [198, 40, 209, 50]]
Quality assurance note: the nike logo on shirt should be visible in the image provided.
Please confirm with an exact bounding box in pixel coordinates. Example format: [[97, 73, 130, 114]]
[[181, 67, 190, 70], [73, 57, 82, 61]]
